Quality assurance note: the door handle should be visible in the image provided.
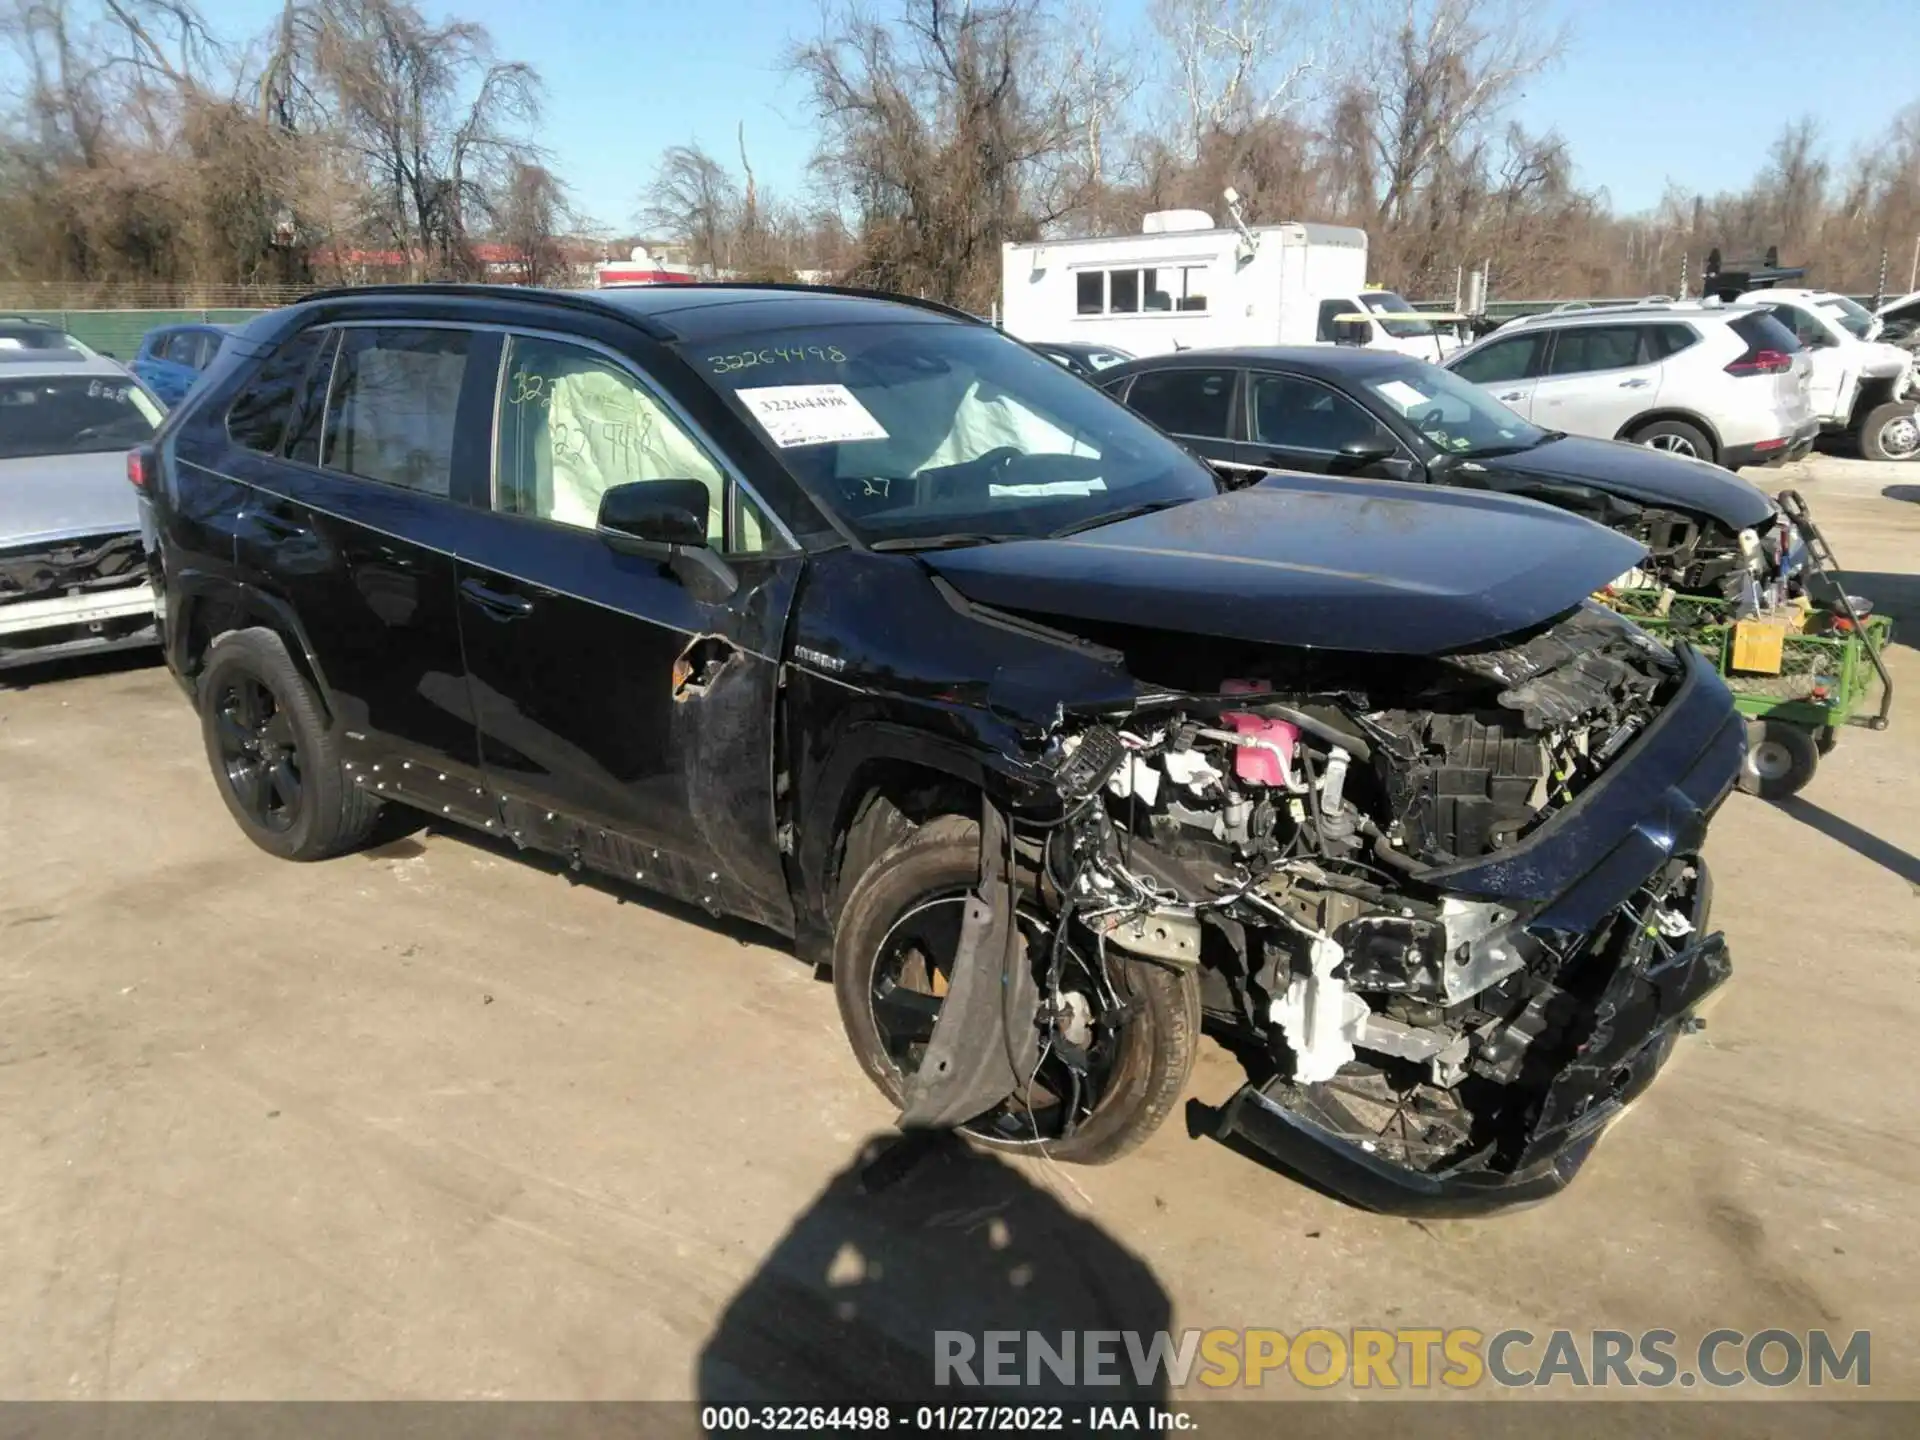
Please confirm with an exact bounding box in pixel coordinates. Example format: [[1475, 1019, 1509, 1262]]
[[1496, 391, 1525, 401], [459, 577, 535, 619], [247, 510, 304, 537], [1619, 378, 1651, 389]]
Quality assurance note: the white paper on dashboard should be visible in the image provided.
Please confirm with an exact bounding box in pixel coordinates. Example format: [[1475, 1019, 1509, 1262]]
[[987, 479, 1107, 496], [735, 384, 889, 447], [1375, 379, 1432, 410]]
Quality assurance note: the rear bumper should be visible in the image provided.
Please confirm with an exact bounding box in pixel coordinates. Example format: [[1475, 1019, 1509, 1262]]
[[1725, 418, 1820, 469], [0, 584, 159, 670]]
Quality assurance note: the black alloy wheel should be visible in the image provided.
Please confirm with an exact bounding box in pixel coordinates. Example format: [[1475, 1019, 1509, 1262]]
[[213, 674, 303, 833]]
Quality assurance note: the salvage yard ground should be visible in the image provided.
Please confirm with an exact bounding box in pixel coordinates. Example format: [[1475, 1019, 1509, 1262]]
[[2, 454, 1917, 1407]]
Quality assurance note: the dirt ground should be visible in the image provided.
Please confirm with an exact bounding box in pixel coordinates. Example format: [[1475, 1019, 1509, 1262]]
[[2, 454, 1917, 1408]]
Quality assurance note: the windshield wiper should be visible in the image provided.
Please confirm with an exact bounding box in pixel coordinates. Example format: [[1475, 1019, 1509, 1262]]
[[868, 532, 1014, 552], [1047, 498, 1188, 538]]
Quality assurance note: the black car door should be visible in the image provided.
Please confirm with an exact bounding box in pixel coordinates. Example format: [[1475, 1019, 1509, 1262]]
[[451, 330, 802, 932], [1111, 365, 1252, 482], [1235, 369, 1418, 481], [231, 322, 495, 820]]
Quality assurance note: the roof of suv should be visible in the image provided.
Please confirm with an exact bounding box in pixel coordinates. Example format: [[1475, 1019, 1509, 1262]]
[[1498, 301, 1769, 331], [278, 282, 979, 347]]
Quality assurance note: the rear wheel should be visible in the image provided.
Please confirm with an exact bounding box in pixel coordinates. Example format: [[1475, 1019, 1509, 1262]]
[[1630, 418, 1715, 463], [1738, 718, 1819, 800], [832, 815, 1198, 1164], [1858, 401, 1920, 462], [198, 628, 383, 860]]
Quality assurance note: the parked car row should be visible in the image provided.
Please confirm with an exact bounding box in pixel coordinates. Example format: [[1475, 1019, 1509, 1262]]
[[101, 281, 1754, 1214], [1093, 342, 1800, 605]]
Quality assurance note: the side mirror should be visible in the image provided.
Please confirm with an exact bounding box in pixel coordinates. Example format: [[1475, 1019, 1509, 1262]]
[[1335, 436, 1397, 468], [1334, 319, 1370, 346], [595, 479, 738, 601]]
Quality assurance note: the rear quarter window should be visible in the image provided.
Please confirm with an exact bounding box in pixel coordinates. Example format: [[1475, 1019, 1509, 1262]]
[[1729, 311, 1804, 355], [227, 329, 327, 455]]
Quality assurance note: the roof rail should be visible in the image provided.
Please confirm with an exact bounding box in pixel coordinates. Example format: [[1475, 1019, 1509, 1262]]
[[614, 279, 986, 325], [287, 279, 985, 334]]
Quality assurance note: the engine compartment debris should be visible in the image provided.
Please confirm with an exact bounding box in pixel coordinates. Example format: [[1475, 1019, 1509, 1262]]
[[1014, 599, 1732, 1195]]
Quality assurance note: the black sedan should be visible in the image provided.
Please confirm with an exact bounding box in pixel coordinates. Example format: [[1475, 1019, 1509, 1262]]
[[1100, 346, 1794, 600], [1026, 339, 1133, 381]]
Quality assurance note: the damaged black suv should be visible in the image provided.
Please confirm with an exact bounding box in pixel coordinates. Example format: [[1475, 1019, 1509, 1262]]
[[138, 284, 1746, 1213]]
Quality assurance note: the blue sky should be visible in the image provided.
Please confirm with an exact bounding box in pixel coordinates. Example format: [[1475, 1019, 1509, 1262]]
[[193, 0, 1910, 231]]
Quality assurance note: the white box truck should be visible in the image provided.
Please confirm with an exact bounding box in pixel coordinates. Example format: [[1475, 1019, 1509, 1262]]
[[1000, 210, 1461, 363]]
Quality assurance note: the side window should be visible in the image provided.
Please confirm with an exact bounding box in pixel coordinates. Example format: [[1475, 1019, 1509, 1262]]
[[1317, 299, 1369, 342], [1125, 368, 1235, 439], [226, 328, 327, 455], [1772, 306, 1828, 347], [187, 332, 219, 369], [494, 335, 778, 554], [1249, 373, 1394, 451], [320, 327, 471, 497], [1547, 325, 1645, 376], [1649, 324, 1698, 360], [1108, 269, 1140, 314], [1450, 334, 1543, 385], [1076, 272, 1104, 316]]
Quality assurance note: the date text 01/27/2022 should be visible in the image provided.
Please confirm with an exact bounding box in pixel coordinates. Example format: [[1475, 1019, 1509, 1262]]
[[698, 1405, 1196, 1433]]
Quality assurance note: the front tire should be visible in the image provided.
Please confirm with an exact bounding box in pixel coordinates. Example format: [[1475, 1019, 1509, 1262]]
[[1630, 418, 1715, 463], [1858, 401, 1920, 462], [198, 628, 383, 860], [832, 814, 1199, 1165], [1738, 718, 1820, 800]]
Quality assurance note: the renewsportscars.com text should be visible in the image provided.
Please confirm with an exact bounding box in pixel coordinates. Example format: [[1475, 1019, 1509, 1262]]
[[934, 1327, 1871, 1390]]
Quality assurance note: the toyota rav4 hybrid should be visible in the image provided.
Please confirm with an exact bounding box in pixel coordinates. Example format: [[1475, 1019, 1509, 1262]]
[[137, 284, 1745, 1213]]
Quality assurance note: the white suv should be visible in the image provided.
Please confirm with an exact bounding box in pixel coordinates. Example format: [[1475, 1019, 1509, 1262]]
[[1739, 288, 1918, 460], [1444, 303, 1817, 469]]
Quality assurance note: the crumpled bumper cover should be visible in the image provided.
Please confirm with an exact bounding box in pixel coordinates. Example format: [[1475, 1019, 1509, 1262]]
[[1218, 924, 1729, 1217], [1217, 646, 1745, 1216]]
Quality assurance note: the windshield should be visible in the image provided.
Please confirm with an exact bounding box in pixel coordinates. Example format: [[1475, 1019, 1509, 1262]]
[[1360, 361, 1548, 456], [0, 375, 162, 459], [1359, 291, 1438, 339], [1816, 296, 1873, 340], [685, 321, 1217, 546]]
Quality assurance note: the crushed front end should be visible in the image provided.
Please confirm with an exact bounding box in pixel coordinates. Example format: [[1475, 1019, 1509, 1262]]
[[1036, 602, 1744, 1213], [0, 531, 157, 669]]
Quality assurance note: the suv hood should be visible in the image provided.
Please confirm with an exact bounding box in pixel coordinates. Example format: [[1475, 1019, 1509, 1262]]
[[920, 473, 1645, 655], [1463, 433, 1778, 531], [0, 451, 142, 548]]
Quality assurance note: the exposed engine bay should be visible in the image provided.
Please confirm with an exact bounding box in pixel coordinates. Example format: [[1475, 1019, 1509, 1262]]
[[0, 531, 145, 603], [1017, 602, 1725, 1189]]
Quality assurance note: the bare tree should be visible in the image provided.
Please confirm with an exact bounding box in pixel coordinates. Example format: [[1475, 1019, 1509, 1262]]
[[792, 0, 1119, 310], [1352, 0, 1563, 229], [1149, 0, 1327, 161], [274, 0, 542, 278], [642, 142, 740, 270], [495, 159, 572, 285]]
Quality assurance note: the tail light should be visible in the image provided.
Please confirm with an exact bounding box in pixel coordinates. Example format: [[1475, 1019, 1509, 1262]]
[[1725, 348, 1792, 376], [126, 444, 155, 488]]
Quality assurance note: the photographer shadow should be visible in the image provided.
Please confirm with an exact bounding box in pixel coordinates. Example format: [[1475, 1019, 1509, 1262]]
[[696, 1132, 1171, 1409]]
